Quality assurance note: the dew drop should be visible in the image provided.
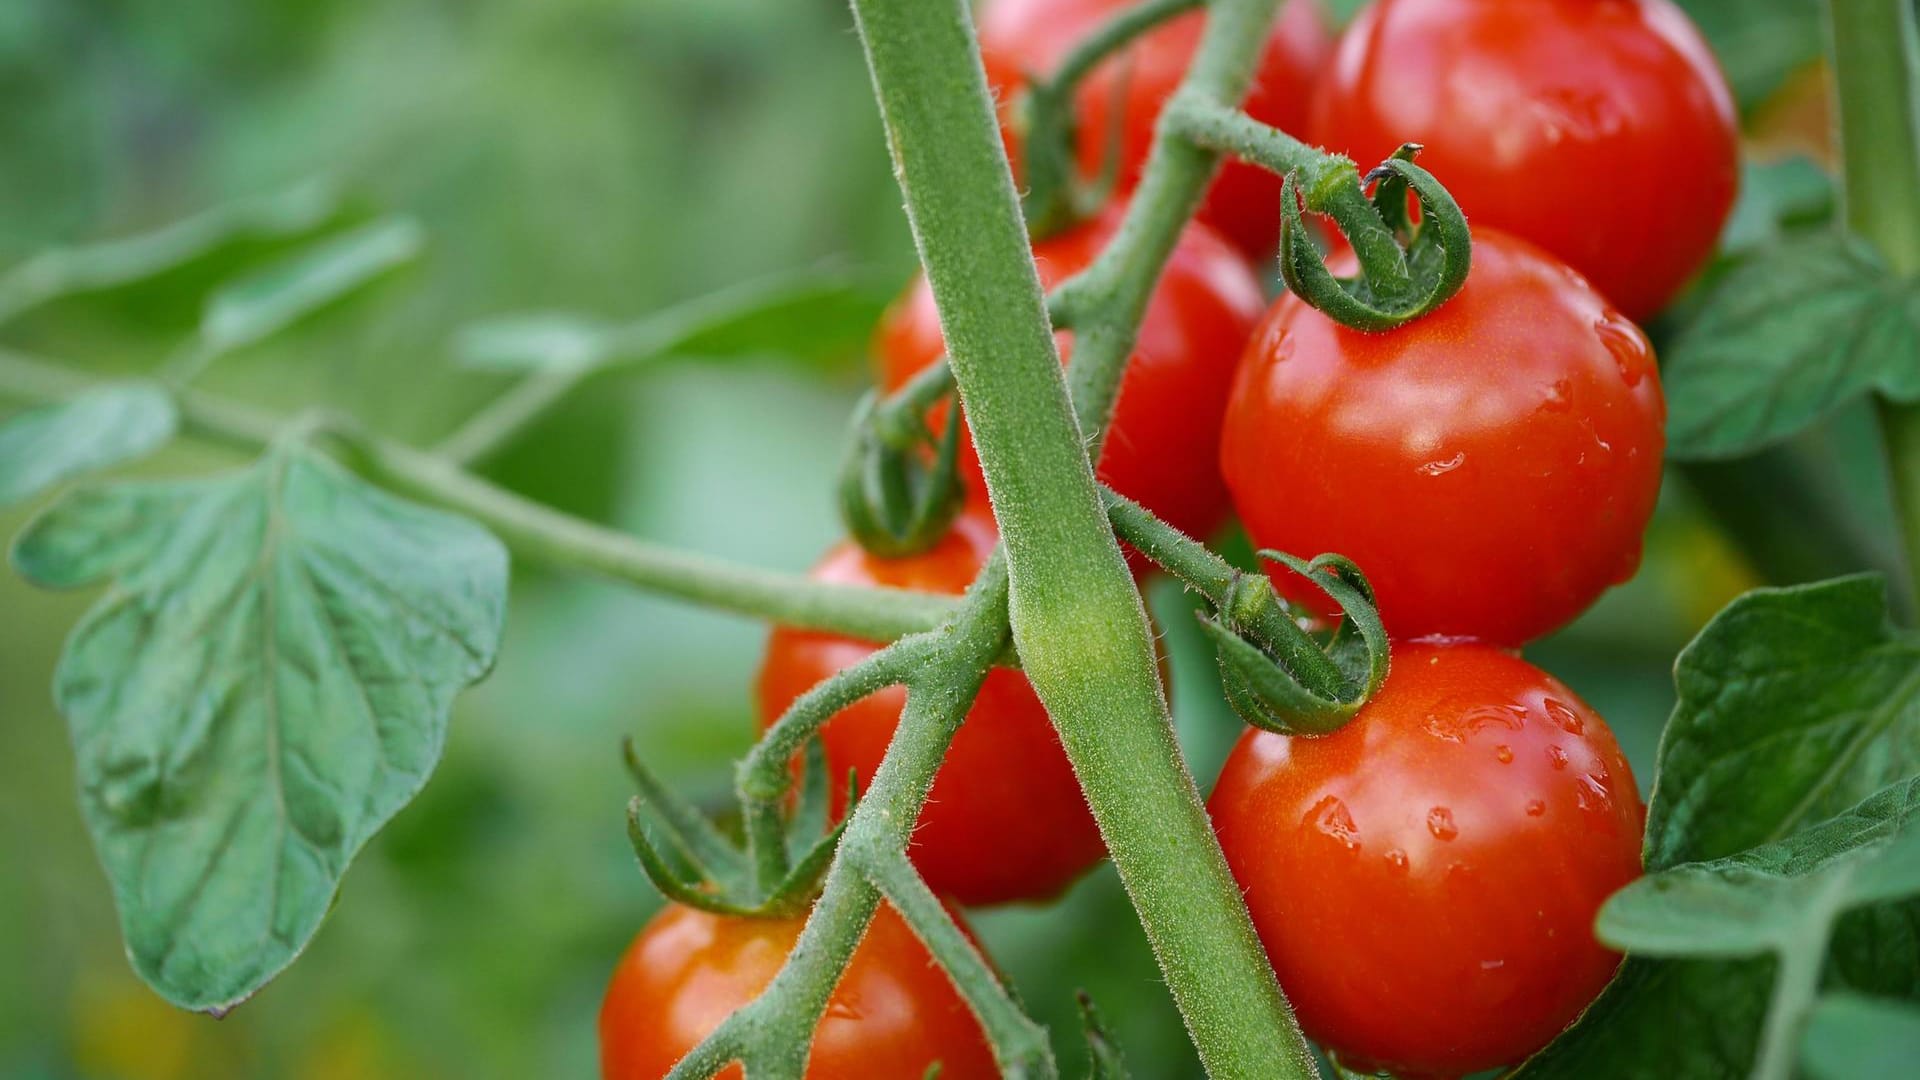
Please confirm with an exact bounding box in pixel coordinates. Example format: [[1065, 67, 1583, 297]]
[[1385, 849, 1410, 873], [1480, 959, 1506, 971], [1543, 698, 1585, 735], [1494, 744, 1514, 764], [1308, 795, 1361, 852], [1594, 315, 1650, 388], [1427, 807, 1458, 841], [1417, 451, 1466, 477], [1540, 378, 1573, 413], [1526, 799, 1547, 817], [1423, 700, 1527, 743], [1547, 745, 1569, 770], [1575, 775, 1612, 813]]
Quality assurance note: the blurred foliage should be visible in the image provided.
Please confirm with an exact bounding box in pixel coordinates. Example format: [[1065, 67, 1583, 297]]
[[0, 0, 1875, 1078]]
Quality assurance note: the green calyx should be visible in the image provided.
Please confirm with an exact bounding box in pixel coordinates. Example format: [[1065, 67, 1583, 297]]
[[1279, 144, 1474, 332], [622, 737, 853, 918], [1200, 552, 1390, 737], [837, 383, 968, 559]]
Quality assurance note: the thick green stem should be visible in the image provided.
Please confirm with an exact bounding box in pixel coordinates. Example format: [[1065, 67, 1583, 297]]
[[1828, 0, 1920, 613], [847, 0, 1315, 1077], [0, 347, 957, 641]]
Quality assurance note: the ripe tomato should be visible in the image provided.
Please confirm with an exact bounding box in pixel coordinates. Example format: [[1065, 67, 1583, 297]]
[[1310, 0, 1738, 320], [599, 902, 997, 1080], [1210, 642, 1645, 1078], [980, 0, 1333, 256], [877, 207, 1263, 547], [1219, 228, 1664, 646], [756, 508, 1104, 906]]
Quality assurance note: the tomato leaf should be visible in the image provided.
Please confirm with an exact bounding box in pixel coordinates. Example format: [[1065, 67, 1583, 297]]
[[1648, 575, 1920, 869], [454, 266, 891, 374], [1517, 778, 1920, 1079], [0, 179, 338, 325], [1801, 994, 1920, 1080], [0, 383, 177, 507], [1664, 234, 1920, 460], [198, 217, 424, 355], [9, 444, 506, 1012]]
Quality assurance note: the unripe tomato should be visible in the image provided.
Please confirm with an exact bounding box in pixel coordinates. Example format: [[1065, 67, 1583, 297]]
[[1210, 642, 1645, 1078], [599, 902, 997, 1080], [1310, 0, 1739, 320], [980, 0, 1333, 257], [1220, 228, 1664, 646], [756, 508, 1104, 906], [877, 207, 1264, 547]]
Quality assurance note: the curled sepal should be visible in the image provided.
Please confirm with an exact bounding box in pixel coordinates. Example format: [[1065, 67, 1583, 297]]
[[623, 737, 854, 917], [838, 388, 966, 558], [1077, 991, 1130, 1080], [1278, 145, 1472, 332], [1201, 552, 1389, 737], [1260, 551, 1389, 701]]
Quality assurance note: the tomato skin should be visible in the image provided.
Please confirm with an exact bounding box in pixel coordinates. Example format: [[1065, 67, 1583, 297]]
[[599, 902, 997, 1080], [756, 509, 1105, 906], [1209, 642, 1645, 1078], [1220, 228, 1664, 646], [980, 0, 1332, 257], [877, 207, 1264, 547], [1310, 0, 1738, 320]]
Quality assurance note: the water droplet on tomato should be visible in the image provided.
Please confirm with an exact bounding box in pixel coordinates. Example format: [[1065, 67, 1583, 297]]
[[1423, 700, 1527, 742], [1543, 698, 1585, 735], [1540, 379, 1573, 413], [1494, 744, 1514, 764], [1547, 746, 1569, 770], [1575, 775, 1612, 813], [1526, 799, 1547, 817], [1307, 795, 1361, 852], [1594, 315, 1650, 387], [1417, 451, 1466, 477], [1427, 807, 1458, 841], [1385, 849, 1409, 873]]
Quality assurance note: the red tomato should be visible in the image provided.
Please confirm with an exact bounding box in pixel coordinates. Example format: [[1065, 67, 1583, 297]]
[[599, 902, 997, 1080], [1219, 228, 1664, 646], [877, 207, 1264, 547], [756, 509, 1104, 906], [1210, 641, 1645, 1078], [980, 0, 1333, 256], [1310, 0, 1738, 320]]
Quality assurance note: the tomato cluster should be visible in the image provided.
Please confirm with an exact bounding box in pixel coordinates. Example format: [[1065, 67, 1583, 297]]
[[604, 0, 1734, 1075]]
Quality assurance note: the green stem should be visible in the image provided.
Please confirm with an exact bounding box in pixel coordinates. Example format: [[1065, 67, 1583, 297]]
[[435, 369, 586, 466], [1828, 0, 1920, 614], [847, 1, 1316, 1077], [0, 346, 957, 642]]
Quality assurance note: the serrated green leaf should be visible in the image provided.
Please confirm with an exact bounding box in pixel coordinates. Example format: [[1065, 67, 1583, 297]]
[[0, 179, 338, 325], [0, 383, 177, 507], [454, 266, 891, 374], [10, 444, 506, 1012], [1648, 575, 1920, 869], [1665, 234, 1920, 460], [1801, 994, 1920, 1079], [1517, 779, 1920, 1080], [200, 217, 425, 354]]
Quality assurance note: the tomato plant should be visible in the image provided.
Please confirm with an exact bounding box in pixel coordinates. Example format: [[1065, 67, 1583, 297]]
[[756, 508, 1106, 906], [877, 204, 1264, 545], [1221, 227, 1666, 646], [600, 902, 998, 1079], [1309, 0, 1739, 320], [980, 0, 1333, 255], [1211, 641, 1645, 1077], [5, 1, 1920, 1079]]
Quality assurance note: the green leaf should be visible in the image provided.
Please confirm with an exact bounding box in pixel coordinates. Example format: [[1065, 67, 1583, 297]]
[[1719, 156, 1834, 254], [1517, 779, 1920, 1080], [454, 266, 891, 374], [1648, 575, 1920, 869], [10, 444, 506, 1012], [1664, 234, 1920, 460], [199, 217, 425, 354], [0, 179, 338, 324], [1801, 994, 1920, 1080], [0, 383, 177, 507]]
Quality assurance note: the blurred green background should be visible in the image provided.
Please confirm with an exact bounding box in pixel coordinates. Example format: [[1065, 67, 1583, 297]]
[[0, 0, 1863, 1077]]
